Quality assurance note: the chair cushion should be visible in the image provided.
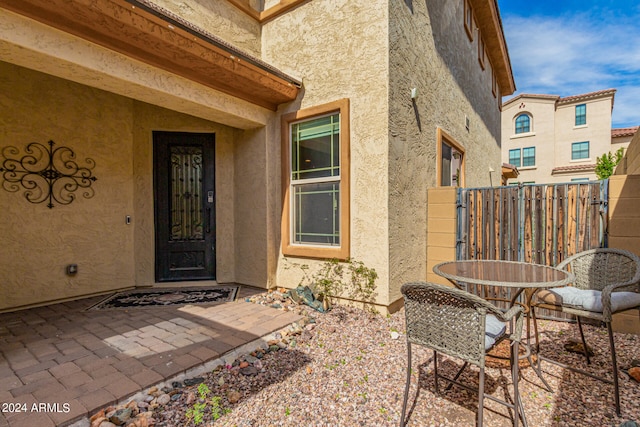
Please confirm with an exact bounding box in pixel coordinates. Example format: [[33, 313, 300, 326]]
[[538, 287, 640, 313], [484, 314, 506, 350]]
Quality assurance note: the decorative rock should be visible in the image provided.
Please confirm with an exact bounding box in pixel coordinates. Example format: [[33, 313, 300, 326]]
[[240, 366, 259, 376], [155, 393, 171, 406], [170, 393, 182, 401], [108, 407, 132, 426], [269, 345, 280, 352], [183, 377, 205, 386], [619, 422, 639, 427], [239, 361, 250, 368], [218, 377, 225, 387], [90, 410, 106, 424], [631, 359, 640, 368], [390, 331, 400, 340], [276, 341, 287, 349], [186, 391, 196, 405], [91, 417, 107, 427], [171, 381, 183, 389], [244, 355, 258, 364], [147, 386, 158, 395], [227, 390, 242, 404], [563, 339, 594, 356], [305, 324, 316, 331], [254, 360, 263, 370], [99, 422, 117, 427], [629, 367, 640, 382]]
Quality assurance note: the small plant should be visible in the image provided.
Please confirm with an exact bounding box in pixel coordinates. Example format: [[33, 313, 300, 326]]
[[185, 383, 229, 425], [285, 407, 291, 416], [595, 147, 624, 179], [284, 257, 378, 312]]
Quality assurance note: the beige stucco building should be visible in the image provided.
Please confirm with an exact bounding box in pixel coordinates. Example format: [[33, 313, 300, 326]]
[[0, 0, 514, 312], [501, 89, 636, 184]]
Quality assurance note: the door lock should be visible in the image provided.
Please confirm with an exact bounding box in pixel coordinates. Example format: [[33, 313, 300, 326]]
[[207, 191, 214, 203]]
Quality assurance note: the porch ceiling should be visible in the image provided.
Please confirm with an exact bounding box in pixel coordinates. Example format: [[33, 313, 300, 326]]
[[0, 0, 301, 111]]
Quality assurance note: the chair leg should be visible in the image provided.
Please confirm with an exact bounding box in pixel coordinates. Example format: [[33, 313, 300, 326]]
[[531, 306, 540, 354], [576, 317, 591, 364], [434, 350, 439, 394], [511, 341, 520, 427], [400, 343, 412, 427], [607, 322, 621, 417], [477, 366, 485, 427]]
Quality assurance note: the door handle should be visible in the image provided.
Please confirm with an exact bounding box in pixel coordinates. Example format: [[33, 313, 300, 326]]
[[206, 207, 211, 234]]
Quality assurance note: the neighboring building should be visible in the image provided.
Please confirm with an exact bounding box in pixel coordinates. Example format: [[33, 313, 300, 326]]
[[501, 89, 636, 184], [0, 0, 514, 312]]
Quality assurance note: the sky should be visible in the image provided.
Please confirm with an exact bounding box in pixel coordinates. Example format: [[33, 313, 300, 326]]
[[498, 0, 640, 128]]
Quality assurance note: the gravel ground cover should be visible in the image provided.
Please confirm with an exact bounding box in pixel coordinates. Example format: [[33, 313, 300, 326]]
[[96, 290, 640, 427]]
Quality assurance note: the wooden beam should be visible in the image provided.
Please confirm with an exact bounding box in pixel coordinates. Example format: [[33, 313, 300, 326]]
[[0, 0, 300, 110]]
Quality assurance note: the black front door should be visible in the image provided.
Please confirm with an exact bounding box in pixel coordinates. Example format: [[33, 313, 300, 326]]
[[153, 131, 216, 281]]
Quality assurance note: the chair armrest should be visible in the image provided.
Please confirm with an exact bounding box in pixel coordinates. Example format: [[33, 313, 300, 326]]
[[601, 282, 640, 320], [485, 303, 524, 343]]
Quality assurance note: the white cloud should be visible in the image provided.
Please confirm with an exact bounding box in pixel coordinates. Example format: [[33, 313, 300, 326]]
[[502, 8, 640, 127]]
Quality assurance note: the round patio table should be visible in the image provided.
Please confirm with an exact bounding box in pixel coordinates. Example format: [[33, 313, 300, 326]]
[[433, 259, 574, 306], [433, 259, 575, 391]]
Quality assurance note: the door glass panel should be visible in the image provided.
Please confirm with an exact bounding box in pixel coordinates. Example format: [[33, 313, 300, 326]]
[[170, 146, 203, 241]]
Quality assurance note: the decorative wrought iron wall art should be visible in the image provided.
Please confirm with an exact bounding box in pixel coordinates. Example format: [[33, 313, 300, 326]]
[[0, 140, 97, 208]]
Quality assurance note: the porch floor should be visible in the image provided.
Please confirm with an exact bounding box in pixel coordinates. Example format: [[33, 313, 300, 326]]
[[0, 286, 302, 427]]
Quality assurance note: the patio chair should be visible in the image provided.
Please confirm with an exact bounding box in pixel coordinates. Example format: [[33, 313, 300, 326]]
[[400, 282, 525, 427], [531, 248, 640, 416]]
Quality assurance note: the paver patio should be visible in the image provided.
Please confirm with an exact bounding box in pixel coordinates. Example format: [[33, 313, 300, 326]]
[[0, 286, 302, 427]]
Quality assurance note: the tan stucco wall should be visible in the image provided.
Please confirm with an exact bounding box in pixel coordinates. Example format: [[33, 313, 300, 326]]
[[607, 175, 640, 334], [502, 97, 557, 183], [0, 61, 276, 310], [386, 0, 503, 305], [0, 62, 135, 310], [502, 94, 614, 184], [615, 130, 640, 175], [151, 0, 262, 57], [263, 0, 392, 304]]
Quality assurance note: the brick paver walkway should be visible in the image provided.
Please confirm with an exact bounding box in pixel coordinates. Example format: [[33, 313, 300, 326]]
[[0, 287, 301, 426]]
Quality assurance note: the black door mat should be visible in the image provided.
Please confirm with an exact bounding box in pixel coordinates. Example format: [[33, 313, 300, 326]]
[[87, 286, 239, 310]]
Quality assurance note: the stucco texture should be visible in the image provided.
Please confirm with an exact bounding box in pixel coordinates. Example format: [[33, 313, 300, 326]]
[[263, 0, 392, 304], [0, 61, 272, 310], [387, 0, 502, 304]]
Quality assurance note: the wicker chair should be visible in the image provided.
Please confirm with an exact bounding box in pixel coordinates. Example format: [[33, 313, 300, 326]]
[[532, 248, 640, 416], [400, 282, 525, 427]]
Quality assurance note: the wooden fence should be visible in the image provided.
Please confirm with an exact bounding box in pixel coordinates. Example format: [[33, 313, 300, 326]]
[[457, 181, 608, 264], [456, 181, 608, 316]]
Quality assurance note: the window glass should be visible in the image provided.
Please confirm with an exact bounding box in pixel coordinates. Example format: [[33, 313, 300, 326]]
[[571, 141, 589, 160], [293, 182, 339, 245], [291, 114, 340, 246], [291, 114, 340, 180], [515, 114, 530, 134], [509, 149, 521, 167], [575, 104, 586, 126], [439, 139, 463, 187], [522, 147, 535, 167]]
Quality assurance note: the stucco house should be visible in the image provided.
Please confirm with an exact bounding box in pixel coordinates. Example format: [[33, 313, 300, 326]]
[[0, 0, 514, 313], [501, 89, 637, 184]]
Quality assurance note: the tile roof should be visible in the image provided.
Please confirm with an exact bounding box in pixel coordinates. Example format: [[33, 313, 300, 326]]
[[552, 164, 596, 174], [611, 126, 639, 138], [557, 89, 616, 106]]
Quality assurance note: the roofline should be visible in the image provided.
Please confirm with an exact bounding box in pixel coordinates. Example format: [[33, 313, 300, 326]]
[[503, 88, 617, 110], [470, 0, 516, 96], [557, 88, 616, 106]]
